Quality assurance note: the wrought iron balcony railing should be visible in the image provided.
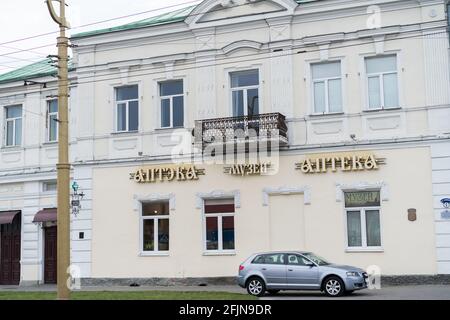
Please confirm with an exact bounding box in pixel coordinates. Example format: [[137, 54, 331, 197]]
[[194, 112, 288, 148]]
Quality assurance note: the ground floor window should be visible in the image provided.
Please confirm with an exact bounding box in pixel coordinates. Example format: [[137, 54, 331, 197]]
[[204, 199, 235, 252], [345, 191, 381, 249], [142, 201, 169, 253]]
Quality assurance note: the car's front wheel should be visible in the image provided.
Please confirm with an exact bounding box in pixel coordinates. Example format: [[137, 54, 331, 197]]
[[324, 276, 345, 297], [246, 277, 266, 297]]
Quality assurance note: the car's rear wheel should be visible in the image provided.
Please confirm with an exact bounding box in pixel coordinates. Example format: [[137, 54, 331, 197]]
[[324, 276, 345, 297], [246, 277, 266, 297], [267, 290, 280, 295]]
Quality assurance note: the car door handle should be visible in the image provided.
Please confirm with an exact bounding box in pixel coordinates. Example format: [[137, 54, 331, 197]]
[[262, 268, 267, 271], [288, 269, 293, 271]]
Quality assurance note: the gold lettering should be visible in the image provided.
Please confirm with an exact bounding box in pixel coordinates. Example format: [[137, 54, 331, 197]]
[[166, 168, 175, 181], [176, 167, 186, 180], [365, 155, 379, 170], [321, 158, 327, 173], [301, 160, 314, 173], [134, 169, 144, 183], [341, 157, 352, 171], [352, 156, 364, 171], [186, 167, 199, 180]]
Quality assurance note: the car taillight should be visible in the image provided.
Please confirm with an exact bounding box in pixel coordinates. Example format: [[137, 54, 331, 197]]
[[239, 265, 244, 271]]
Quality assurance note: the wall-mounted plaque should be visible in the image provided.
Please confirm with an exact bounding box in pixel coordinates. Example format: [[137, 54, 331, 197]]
[[224, 163, 271, 176]]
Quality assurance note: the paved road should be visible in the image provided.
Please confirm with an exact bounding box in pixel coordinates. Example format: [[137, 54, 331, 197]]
[[0, 284, 449, 300], [260, 285, 450, 300]]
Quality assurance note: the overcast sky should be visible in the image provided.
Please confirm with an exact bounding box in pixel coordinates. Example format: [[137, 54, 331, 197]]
[[0, 0, 201, 74]]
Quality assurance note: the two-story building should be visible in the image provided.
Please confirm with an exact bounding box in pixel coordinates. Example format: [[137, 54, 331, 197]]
[[1, 0, 450, 286]]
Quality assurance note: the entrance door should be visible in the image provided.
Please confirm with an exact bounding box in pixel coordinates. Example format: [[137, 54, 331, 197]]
[[44, 226, 57, 284], [0, 214, 21, 285]]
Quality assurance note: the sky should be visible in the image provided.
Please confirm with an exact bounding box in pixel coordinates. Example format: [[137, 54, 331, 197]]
[[0, 0, 201, 74]]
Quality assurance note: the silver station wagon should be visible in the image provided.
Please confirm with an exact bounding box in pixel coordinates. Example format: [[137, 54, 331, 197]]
[[238, 251, 368, 297]]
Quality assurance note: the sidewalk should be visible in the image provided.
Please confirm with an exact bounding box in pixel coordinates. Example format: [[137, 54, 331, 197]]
[[0, 284, 246, 294]]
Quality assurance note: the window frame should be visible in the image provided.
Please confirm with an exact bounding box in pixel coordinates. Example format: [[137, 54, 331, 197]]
[[114, 85, 139, 133], [139, 201, 170, 256], [46, 99, 58, 143], [344, 202, 383, 252], [4, 104, 23, 147], [229, 69, 260, 117], [158, 80, 185, 129], [202, 201, 236, 255], [311, 61, 343, 115], [364, 54, 400, 110]]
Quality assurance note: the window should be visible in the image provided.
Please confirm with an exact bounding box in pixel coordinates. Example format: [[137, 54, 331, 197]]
[[365, 55, 399, 109], [311, 61, 343, 114], [115, 85, 139, 132], [262, 253, 285, 265], [345, 191, 382, 249], [204, 199, 235, 252], [141, 201, 169, 253], [230, 70, 259, 117], [159, 80, 184, 128], [4, 105, 22, 147], [287, 254, 310, 266], [47, 100, 58, 142], [43, 181, 57, 192]]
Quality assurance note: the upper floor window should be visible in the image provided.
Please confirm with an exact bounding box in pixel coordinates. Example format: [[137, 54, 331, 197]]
[[47, 100, 58, 142], [4, 105, 22, 147], [365, 55, 399, 109], [230, 70, 259, 117], [311, 61, 343, 114], [159, 80, 184, 128], [115, 85, 139, 132]]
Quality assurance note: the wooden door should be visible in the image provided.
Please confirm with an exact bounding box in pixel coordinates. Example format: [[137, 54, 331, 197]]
[[0, 215, 21, 285], [44, 226, 57, 284]]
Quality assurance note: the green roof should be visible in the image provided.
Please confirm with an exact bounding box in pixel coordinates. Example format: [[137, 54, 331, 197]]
[[72, 0, 315, 39], [72, 5, 197, 39], [0, 58, 74, 85]]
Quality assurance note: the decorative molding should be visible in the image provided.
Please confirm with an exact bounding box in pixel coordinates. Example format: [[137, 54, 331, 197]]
[[373, 35, 385, 55], [262, 186, 311, 206], [335, 181, 389, 202], [195, 190, 241, 209], [221, 40, 263, 56], [133, 193, 176, 211], [319, 43, 330, 61]]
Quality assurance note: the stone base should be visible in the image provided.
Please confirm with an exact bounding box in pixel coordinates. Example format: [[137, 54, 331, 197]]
[[81, 277, 238, 287], [80, 275, 450, 287]]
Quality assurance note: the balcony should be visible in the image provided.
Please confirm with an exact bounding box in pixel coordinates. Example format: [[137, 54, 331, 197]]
[[194, 112, 288, 151]]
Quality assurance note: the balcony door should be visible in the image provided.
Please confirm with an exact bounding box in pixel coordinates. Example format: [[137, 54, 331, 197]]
[[230, 70, 259, 117]]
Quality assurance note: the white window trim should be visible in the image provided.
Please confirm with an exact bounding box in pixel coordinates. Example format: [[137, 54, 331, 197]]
[[202, 209, 236, 254], [159, 80, 185, 129], [46, 99, 58, 143], [344, 206, 383, 252], [230, 71, 260, 117], [113, 84, 140, 133], [139, 201, 170, 256], [311, 61, 344, 115], [262, 186, 311, 206], [224, 65, 263, 117], [4, 105, 23, 147], [362, 53, 402, 111]]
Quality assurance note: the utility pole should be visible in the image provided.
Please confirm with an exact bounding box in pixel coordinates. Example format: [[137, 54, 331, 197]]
[[46, 0, 71, 300]]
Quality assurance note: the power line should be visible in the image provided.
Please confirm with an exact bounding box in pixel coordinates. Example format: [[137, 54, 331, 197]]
[[0, 0, 444, 59]]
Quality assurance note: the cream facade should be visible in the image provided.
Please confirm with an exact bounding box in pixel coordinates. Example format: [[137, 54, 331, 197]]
[[0, 0, 450, 285]]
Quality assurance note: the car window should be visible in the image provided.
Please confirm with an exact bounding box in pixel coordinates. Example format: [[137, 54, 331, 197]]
[[264, 253, 285, 265], [287, 254, 311, 266], [252, 255, 265, 264]]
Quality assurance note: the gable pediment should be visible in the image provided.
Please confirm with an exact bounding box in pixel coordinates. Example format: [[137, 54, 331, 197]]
[[186, 0, 298, 28]]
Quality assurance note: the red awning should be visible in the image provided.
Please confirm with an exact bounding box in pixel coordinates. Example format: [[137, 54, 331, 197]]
[[0, 211, 21, 225], [33, 208, 57, 223]]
